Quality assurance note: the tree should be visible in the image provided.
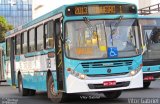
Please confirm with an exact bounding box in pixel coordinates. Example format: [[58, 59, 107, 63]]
[[0, 16, 13, 42]]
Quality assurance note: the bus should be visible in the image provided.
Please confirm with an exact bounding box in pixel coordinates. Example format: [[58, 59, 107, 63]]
[[0, 42, 6, 84], [139, 16, 160, 88], [5, 1, 143, 103]]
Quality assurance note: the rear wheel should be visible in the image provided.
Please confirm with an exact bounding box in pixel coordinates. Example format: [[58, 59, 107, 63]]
[[47, 75, 66, 103], [143, 81, 151, 88], [103, 91, 122, 99], [18, 74, 29, 96]]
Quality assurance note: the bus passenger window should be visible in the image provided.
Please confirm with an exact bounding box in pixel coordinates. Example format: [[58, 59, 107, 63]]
[[15, 34, 21, 55], [45, 21, 54, 49], [36, 25, 44, 51], [22, 32, 28, 54], [29, 29, 36, 52], [6, 39, 11, 57]]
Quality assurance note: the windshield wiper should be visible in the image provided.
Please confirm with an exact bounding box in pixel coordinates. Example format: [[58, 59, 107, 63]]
[[114, 16, 123, 30], [83, 17, 94, 34], [110, 16, 123, 46], [83, 17, 100, 47]]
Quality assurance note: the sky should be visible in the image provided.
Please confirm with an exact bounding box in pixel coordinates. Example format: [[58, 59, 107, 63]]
[[37, 0, 139, 9], [56, 0, 139, 5], [33, 0, 160, 19], [33, 0, 160, 11]]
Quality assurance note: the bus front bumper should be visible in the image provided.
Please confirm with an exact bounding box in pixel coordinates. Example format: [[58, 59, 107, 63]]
[[66, 70, 143, 93], [143, 71, 160, 81]]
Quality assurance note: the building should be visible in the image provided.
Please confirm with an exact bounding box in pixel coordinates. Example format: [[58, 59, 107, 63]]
[[0, 0, 32, 28]]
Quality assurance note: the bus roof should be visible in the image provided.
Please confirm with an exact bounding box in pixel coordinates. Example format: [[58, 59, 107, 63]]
[[6, 1, 136, 37]]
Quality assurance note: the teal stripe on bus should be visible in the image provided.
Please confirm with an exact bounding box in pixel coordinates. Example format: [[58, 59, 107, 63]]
[[24, 49, 55, 58]]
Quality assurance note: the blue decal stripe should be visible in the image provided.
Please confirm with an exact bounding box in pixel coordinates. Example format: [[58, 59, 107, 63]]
[[24, 49, 55, 58]]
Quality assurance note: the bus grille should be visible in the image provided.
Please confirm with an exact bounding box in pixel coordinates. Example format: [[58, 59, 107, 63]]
[[81, 60, 132, 68], [87, 72, 128, 77]]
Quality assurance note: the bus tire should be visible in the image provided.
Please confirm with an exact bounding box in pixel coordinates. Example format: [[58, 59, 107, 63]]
[[143, 81, 151, 88], [18, 74, 29, 96], [103, 91, 122, 99], [47, 75, 66, 103]]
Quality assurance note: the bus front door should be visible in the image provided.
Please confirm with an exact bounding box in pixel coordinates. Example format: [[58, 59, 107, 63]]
[[55, 18, 65, 91]]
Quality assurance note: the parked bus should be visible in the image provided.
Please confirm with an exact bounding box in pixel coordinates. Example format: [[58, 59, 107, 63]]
[[5, 1, 143, 103], [139, 16, 160, 88], [0, 42, 6, 84]]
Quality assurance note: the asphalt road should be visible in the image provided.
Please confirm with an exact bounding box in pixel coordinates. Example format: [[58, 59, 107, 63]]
[[0, 81, 160, 104]]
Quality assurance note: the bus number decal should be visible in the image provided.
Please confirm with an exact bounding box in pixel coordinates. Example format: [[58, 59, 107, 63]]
[[75, 7, 88, 15]]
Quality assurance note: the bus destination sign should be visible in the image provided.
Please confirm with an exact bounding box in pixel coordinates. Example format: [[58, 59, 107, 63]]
[[66, 4, 137, 16]]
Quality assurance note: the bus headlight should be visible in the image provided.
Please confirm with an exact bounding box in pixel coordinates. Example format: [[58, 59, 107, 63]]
[[79, 74, 86, 79], [129, 64, 142, 76], [130, 70, 137, 76], [67, 68, 86, 80]]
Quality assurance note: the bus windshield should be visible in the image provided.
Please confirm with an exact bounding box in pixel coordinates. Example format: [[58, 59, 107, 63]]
[[65, 19, 139, 59], [143, 26, 160, 60]]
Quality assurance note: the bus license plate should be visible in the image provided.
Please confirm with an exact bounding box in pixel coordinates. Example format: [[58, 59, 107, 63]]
[[103, 81, 116, 86], [144, 76, 154, 81]]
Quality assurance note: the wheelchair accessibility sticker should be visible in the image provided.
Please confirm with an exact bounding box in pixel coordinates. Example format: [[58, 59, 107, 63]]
[[108, 47, 118, 58]]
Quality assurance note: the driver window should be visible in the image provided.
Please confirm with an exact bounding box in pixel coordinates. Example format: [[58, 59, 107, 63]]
[[151, 28, 160, 43]]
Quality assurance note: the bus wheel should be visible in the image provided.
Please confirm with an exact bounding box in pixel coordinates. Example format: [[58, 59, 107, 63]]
[[18, 74, 29, 96], [103, 91, 122, 99], [47, 76, 66, 103], [143, 81, 151, 88]]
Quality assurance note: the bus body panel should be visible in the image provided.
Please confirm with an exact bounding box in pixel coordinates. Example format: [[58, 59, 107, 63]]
[[143, 66, 160, 80], [143, 65, 160, 72], [66, 70, 143, 93], [14, 50, 56, 90], [64, 55, 143, 93], [64, 55, 142, 75], [6, 61, 12, 85]]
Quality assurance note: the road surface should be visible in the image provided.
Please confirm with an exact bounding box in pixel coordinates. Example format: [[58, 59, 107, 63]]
[[0, 81, 160, 104]]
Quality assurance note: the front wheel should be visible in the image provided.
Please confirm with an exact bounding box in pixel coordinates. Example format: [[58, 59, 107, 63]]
[[103, 91, 122, 99], [47, 75, 66, 103], [143, 81, 151, 88]]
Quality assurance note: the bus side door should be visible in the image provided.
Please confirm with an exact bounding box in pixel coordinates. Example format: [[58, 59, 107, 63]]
[[54, 18, 65, 91]]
